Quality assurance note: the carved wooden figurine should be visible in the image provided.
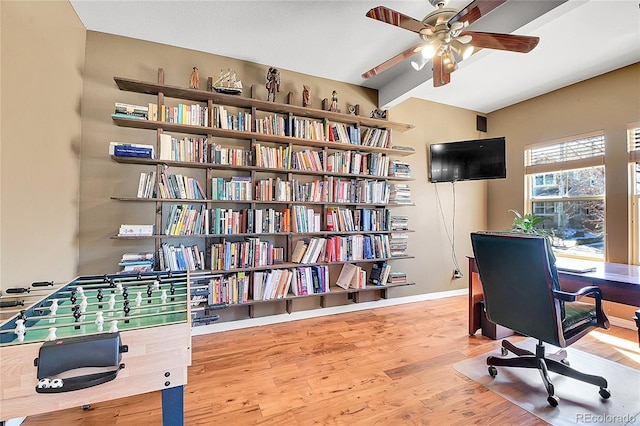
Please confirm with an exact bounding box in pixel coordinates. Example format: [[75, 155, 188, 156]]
[[189, 67, 200, 89], [266, 67, 280, 102], [303, 85, 311, 107]]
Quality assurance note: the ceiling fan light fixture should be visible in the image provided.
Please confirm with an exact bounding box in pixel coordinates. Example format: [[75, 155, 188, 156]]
[[461, 44, 474, 60], [411, 55, 428, 71], [421, 43, 436, 59], [442, 50, 457, 73]]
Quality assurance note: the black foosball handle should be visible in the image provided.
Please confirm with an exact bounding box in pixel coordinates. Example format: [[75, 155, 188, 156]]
[[0, 300, 25, 308], [32, 281, 54, 287], [6, 287, 30, 294]]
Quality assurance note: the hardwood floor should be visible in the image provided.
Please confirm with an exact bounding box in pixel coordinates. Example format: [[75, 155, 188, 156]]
[[22, 295, 639, 425]]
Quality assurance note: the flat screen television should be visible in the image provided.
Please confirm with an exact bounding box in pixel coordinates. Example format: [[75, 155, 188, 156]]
[[428, 137, 506, 183]]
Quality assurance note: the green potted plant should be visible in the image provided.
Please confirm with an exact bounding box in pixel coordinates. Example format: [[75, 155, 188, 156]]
[[508, 209, 550, 236]]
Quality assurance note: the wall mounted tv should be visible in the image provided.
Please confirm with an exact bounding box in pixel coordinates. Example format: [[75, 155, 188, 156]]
[[428, 137, 506, 183]]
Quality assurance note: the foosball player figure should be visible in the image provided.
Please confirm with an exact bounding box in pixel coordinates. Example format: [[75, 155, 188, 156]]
[[97, 288, 104, 308]]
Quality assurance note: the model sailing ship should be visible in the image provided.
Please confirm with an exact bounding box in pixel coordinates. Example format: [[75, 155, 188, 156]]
[[210, 68, 243, 95]]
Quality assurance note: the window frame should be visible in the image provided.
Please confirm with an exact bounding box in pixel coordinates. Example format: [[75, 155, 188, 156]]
[[524, 131, 606, 260]]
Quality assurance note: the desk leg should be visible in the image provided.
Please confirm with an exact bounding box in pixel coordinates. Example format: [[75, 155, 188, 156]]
[[468, 258, 483, 335], [635, 310, 640, 348], [161, 385, 184, 426]]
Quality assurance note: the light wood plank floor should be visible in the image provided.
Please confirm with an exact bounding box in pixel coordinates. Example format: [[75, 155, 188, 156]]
[[22, 295, 639, 425]]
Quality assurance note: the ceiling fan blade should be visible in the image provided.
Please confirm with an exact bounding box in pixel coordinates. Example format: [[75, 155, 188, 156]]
[[464, 31, 539, 53], [362, 43, 423, 79], [448, 0, 507, 27], [366, 6, 433, 34], [432, 55, 451, 88]]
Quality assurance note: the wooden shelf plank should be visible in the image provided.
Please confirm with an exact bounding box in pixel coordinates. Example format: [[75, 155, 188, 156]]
[[114, 77, 414, 132]]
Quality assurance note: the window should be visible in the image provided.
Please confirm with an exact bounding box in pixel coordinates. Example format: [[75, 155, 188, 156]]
[[628, 122, 640, 264], [525, 131, 605, 259]]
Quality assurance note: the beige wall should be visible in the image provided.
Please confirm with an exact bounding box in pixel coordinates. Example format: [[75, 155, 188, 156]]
[[486, 62, 640, 319], [78, 32, 480, 300], [486, 63, 640, 262], [0, 1, 85, 289]]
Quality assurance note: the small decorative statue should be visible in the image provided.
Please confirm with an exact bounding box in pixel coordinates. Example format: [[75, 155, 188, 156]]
[[370, 108, 387, 119], [189, 67, 200, 89], [266, 67, 280, 102], [329, 90, 339, 112], [302, 85, 311, 107]]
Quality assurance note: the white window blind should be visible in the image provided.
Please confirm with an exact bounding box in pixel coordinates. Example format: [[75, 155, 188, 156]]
[[628, 122, 640, 162], [525, 131, 605, 175]]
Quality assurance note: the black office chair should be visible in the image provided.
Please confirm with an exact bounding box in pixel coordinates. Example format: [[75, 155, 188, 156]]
[[470, 232, 611, 407]]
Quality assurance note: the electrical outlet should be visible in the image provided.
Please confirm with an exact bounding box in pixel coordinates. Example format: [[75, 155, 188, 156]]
[[453, 269, 463, 279]]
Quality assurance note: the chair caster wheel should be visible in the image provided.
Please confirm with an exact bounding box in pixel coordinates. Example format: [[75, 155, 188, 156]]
[[599, 388, 611, 399], [501, 347, 508, 356], [488, 366, 498, 377], [547, 395, 559, 407], [82, 405, 91, 410]]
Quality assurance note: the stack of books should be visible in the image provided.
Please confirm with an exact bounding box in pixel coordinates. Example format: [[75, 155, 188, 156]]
[[389, 160, 411, 178], [390, 215, 409, 231], [118, 224, 154, 237], [389, 232, 409, 257], [112, 102, 149, 120], [335, 263, 367, 289], [118, 252, 154, 273], [109, 142, 155, 159], [389, 271, 407, 284], [389, 183, 412, 204]]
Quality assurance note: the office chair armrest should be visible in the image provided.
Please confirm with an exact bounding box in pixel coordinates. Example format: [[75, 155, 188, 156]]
[[553, 285, 603, 302], [553, 286, 608, 326]]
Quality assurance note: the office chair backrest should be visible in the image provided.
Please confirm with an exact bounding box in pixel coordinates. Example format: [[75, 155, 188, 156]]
[[471, 232, 564, 346]]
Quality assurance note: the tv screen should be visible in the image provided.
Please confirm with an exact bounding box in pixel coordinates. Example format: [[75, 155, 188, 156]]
[[428, 137, 506, 183]]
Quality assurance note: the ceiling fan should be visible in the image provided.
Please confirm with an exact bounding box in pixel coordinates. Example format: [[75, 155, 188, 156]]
[[362, 0, 540, 87]]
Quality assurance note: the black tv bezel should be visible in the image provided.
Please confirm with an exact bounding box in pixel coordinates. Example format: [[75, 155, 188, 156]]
[[428, 136, 506, 183]]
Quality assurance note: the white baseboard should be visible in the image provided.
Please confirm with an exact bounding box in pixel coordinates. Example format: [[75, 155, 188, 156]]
[[609, 316, 637, 330], [191, 288, 468, 335]]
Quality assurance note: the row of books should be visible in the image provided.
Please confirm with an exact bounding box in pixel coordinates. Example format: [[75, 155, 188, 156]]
[[144, 102, 209, 126], [285, 178, 390, 204], [209, 207, 290, 235], [206, 207, 393, 235], [136, 171, 156, 198], [213, 106, 252, 131], [326, 151, 390, 177], [335, 263, 367, 289], [210, 237, 284, 270], [129, 206, 396, 237], [211, 176, 252, 201], [325, 207, 390, 232], [211, 143, 252, 166], [291, 234, 392, 264], [164, 204, 207, 236], [158, 173, 205, 200], [361, 127, 392, 148], [158, 243, 205, 271], [205, 265, 331, 304], [255, 266, 330, 298], [113, 102, 398, 150], [159, 134, 208, 163]]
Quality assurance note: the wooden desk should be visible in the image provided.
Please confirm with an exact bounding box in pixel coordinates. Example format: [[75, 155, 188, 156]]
[[468, 257, 640, 344]]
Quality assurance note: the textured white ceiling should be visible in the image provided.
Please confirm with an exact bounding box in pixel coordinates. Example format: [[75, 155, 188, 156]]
[[70, 0, 640, 113]]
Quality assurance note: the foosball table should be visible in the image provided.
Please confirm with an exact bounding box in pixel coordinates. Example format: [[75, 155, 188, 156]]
[[0, 271, 198, 425]]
